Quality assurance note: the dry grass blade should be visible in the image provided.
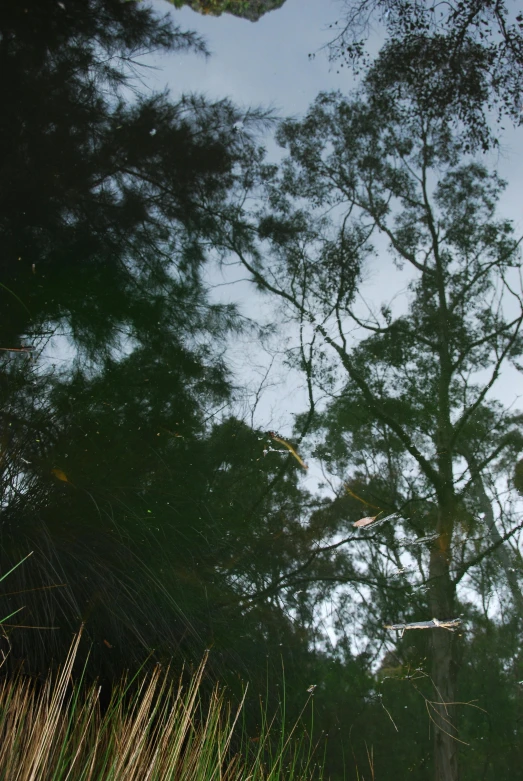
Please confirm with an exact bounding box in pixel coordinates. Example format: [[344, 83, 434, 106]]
[[0, 630, 322, 780]]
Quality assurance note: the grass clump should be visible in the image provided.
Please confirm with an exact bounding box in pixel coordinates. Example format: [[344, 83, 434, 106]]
[[0, 625, 323, 780]]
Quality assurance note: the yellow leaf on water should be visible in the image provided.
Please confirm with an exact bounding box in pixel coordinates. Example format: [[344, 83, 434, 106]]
[[51, 468, 69, 483]]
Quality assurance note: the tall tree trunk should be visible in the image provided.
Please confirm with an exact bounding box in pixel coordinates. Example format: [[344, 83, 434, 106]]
[[429, 503, 459, 781]]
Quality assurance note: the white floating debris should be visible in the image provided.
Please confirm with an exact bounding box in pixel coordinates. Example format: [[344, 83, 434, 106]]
[[391, 564, 415, 577], [397, 532, 439, 546], [384, 617, 462, 635]]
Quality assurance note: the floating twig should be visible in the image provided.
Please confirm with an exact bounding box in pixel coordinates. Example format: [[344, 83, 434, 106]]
[[345, 484, 381, 510], [397, 532, 439, 547], [384, 618, 462, 636], [267, 431, 308, 470], [0, 346, 35, 353]]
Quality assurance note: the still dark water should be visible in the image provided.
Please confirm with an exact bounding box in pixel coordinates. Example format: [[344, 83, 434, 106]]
[[1, 1, 522, 779]]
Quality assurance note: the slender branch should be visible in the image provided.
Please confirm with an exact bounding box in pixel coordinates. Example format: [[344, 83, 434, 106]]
[[451, 312, 523, 450], [232, 236, 443, 491], [454, 517, 523, 584], [364, 183, 430, 273], [451, 316, 523, 374], [449, 234, 523, 313], [457, 438, 514, 499]]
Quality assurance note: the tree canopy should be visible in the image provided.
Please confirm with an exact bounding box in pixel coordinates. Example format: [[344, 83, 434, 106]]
[[324, 0, 523, 151], [0, 0, 272, 353], [221, 71, 523, 779]]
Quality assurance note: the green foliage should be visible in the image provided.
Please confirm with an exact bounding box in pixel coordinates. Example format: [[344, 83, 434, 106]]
[[0, 0, 265, 355], [327, 0, 523, 151]]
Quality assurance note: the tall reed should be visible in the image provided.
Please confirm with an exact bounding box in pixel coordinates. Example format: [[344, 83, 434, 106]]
[[0, 625, 323, 780]]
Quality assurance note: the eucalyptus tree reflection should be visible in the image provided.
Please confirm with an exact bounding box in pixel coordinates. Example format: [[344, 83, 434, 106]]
[[226, 77, 523, 779]]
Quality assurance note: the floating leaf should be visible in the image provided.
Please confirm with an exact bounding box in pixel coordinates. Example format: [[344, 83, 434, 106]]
[[353, 515, 378, 528], [51, 468, 69, 483], [353, 511, 401, 529]]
